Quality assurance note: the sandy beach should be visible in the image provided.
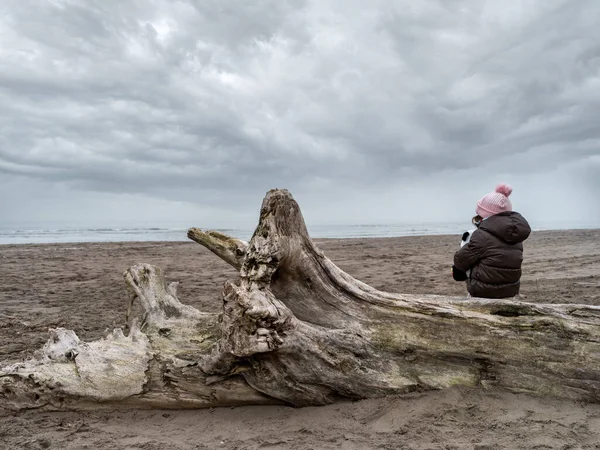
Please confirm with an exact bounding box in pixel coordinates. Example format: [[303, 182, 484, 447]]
[[1, 229, 600, 449]]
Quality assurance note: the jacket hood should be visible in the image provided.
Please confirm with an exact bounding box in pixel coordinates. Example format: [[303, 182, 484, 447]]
[[479, 211, 531, 244]]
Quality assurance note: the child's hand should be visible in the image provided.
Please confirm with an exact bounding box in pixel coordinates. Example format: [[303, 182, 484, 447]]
[[451, 265, 468, 281]]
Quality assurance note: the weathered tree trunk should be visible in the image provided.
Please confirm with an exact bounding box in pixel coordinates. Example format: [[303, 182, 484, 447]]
[[2, 189, 600, 412]]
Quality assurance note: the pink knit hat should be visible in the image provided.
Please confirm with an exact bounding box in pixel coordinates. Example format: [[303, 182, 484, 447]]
[[476, 184, 513, 219]]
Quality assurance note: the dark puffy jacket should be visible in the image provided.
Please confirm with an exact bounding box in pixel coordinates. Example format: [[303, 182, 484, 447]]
[[453, 212, 531, 299]]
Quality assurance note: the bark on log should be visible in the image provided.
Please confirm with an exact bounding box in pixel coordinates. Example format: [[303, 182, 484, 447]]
[[2, 189, 600, 412]]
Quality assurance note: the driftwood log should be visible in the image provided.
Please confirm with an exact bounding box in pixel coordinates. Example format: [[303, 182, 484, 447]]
[[2, 189, 600, 411]]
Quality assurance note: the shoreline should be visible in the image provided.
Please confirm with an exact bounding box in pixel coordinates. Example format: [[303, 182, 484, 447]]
[[1, 227, 599, 247]]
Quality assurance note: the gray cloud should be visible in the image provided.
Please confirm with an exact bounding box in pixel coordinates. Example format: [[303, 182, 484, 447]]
[[1, 0, 599, 226]]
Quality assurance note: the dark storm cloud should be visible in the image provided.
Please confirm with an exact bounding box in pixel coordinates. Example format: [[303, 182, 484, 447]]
[[0, 0, 599, 218]]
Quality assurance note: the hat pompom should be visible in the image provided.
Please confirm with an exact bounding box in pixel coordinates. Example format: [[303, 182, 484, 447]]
[[495, 183, 512, 197]]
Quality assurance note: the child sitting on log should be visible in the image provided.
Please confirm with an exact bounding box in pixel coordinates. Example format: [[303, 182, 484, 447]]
[[452, 184, 531, 299]]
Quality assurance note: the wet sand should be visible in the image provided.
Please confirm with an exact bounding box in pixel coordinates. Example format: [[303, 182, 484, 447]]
[[1, 229, 600, 449]]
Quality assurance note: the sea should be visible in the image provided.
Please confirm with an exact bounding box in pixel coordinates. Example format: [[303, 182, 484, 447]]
[[0, 220, 597, 245]]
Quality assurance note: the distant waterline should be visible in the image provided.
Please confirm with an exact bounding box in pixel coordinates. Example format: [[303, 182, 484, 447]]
[[0, 222, 597, 245]]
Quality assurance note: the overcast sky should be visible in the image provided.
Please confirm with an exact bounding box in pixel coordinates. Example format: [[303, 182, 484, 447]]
[[1, 0, 599, 230]]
